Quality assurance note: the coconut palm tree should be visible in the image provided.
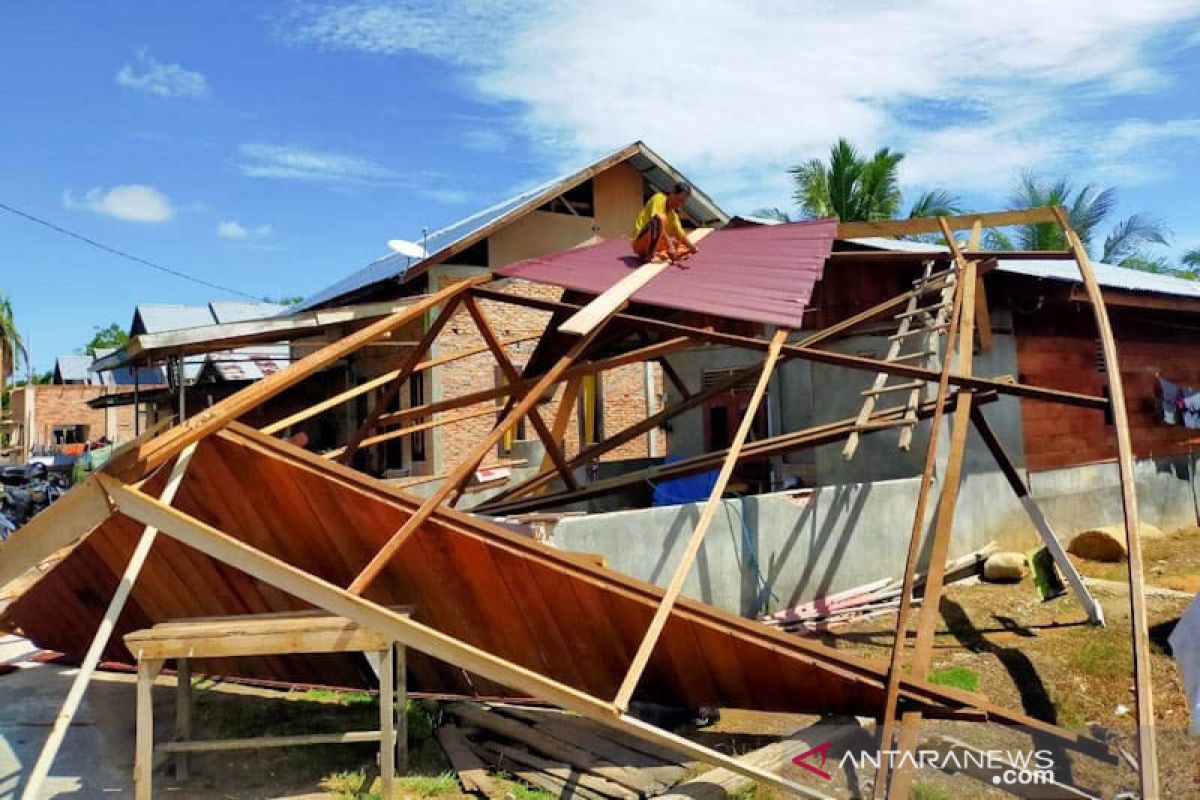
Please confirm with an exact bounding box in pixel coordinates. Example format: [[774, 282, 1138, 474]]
[[0, 293, 28, 421], [787, 138, 962, 225], [987, 173, 1169, 266]]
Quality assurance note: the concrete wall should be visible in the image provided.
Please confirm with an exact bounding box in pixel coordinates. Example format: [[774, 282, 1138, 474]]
[[549, 450, 1200, 618]]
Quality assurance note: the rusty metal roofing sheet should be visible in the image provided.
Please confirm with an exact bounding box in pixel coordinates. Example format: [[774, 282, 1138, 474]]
[[495, 219, 835, 328]]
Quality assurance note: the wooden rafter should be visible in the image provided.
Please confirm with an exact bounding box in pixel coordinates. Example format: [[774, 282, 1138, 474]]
[[612, 329, 788, 711], [836, 206, 1060, 239]]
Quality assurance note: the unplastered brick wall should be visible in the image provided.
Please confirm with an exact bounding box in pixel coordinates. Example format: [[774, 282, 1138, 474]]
[[28, 384, 139, 446], [434, 275, 664, 471]]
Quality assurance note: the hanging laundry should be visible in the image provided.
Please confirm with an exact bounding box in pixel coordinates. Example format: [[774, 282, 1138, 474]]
[[1183, 387, 1200, 429], [1157, 376, 1180, 425]]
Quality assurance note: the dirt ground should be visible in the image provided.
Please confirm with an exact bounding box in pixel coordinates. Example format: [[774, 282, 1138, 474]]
[[126, 528, 1199, 799]]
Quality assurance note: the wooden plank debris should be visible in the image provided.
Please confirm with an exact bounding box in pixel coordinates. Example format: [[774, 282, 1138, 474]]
[[436, 725, 504, 798]]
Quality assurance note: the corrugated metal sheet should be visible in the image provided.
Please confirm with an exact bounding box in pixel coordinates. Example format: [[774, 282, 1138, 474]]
[[131, 304, 217, 335], [847, 237, 1200, 298], [200, 345, 290, 382], [496, 219, 836, 328], [208, 301, 287, 323], [53, 355, 96, 384], [295, 142, 729, 311], [4, 424, 988, 720]]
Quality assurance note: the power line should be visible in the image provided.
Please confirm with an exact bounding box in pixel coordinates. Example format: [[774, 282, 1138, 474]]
[[0, 200, 262, 301]]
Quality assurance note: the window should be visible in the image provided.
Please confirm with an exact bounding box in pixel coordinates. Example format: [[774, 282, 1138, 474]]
[[409, 371, 426, 461], [577, 373, 603, 447], [496, 367, 526, 457], [52, 424, 89, 445], [538, 179, 594, 217]]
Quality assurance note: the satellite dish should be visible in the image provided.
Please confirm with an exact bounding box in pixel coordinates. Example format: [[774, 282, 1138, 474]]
[[387, 239, 427, 259]]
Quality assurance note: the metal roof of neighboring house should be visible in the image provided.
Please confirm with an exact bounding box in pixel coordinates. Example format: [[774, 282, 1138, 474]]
[[53, 355, 96, 384], [296, 141, 729, 311], [496, 219, 836, 328], [845, 237, 1200, 299], [197, 345, 291, 382], [130, 301, 285, 335]]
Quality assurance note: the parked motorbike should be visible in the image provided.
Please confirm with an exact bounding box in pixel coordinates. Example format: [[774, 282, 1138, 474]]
[[0, 463, 67, 538]]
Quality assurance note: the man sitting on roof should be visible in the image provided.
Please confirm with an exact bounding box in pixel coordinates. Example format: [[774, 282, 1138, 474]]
[[631, 182, 698, 264]]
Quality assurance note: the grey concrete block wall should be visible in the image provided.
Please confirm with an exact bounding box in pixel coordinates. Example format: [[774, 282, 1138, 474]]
[[549, 453, 1200, 618]]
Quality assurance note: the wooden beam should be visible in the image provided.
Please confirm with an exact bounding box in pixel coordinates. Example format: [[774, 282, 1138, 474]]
[[347, 324, 608, 595], [259, 334, 538, 436], [559, 262, 673, 336], [1068, 284, 1200, 315], [322, 406, 497, 459], [871, 222, 970, 800], [537, 375, 582, 494], [1053, 206, 1159, 800], [969, 404, 1103, 625], [107, 275, 493, 480], [463, 295, 578, 492], [372, 336, 692, 428], [0, 475, 113, 591], [22, 445, 197, 800], [96, 476, 823, 799], [339, 295, 463, 465], [469, 287, 1108, 410], [837, 207, 1061, 239], [612, 330, 788, 712]]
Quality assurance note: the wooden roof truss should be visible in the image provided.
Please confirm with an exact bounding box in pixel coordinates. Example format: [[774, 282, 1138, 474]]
[[0, 207, 1157, 799]]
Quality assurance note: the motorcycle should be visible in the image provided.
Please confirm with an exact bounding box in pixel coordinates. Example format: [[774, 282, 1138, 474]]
[[0, 463, 67, 536]]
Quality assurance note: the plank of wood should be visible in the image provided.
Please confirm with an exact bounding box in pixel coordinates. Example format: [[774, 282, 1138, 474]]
[[480, 742, 630, 800], [347, 323, 606, 595], [612, 329, 789, 712], [656, 716, 868, 800], [0, 476, 113, 592], [837, 206, 1060, 239], [465, 295, 579, 492], [261, 333, 538, 436], [159, 730, 382, 752], [447, 703, 644, 797], [472, 741, 605, 800], [21, 446, 197, 800], [96, 475, 823, 798], [558, 261, 672, 336], [436, 725, 503, 798], [1053, 206, 1159, 800], [323, 406, 497, 459], [108, 275, 493, 480]]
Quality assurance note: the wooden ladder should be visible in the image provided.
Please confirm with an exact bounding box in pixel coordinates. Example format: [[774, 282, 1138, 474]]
[[843, 261, 958, 460]]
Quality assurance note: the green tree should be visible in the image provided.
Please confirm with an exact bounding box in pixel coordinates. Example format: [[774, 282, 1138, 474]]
[[788, 138, 962, 223], [84, 322, 129, 355], [0, 293, 28, 419], [263, 295, 304, 307], [987, 173, 1170, 268]]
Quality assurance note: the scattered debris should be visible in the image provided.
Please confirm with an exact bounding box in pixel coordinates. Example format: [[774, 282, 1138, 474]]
[[983, 551, 1028, 583]]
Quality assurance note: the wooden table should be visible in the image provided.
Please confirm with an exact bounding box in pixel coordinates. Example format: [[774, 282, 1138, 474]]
[[124, 609, 408, 800]]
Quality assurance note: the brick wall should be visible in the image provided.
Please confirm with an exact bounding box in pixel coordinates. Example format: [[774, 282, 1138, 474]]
[[20, 384, 141, 449], [433, 274, 665, 471], [1015, 302, 1200, 470]]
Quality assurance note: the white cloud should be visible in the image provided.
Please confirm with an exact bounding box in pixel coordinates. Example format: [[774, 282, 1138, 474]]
[[238, 143, 396, 184], [420, 188, 469, 204], [280, 0, 1200, 208], [217, 220, 273, 239], [116, 50, 209, 99], [62, 184, 174, 222]]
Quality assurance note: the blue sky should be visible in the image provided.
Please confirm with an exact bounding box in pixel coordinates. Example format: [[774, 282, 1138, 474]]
[[3, 1, 1200, 372]]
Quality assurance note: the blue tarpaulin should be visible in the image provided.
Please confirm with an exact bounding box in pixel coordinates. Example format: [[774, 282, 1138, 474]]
[[652, 456, 718, 506]]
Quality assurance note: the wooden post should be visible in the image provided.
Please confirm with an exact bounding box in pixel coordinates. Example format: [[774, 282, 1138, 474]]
[[396, 642, 408, 774], [339, 295, 463, 466], [346, 323, 608, 595], [175, 657, 192, 782], [135, 658, 164, 800], [612, 328, 788, 712], [969, 404, 1104, 625], [1053, 206, 1159, 798], [379, 645, 395, 798], [536, 376, 582, 495], [462, 295, 579, 491], [877, 218, 981, 800], [21, 444, 198, 800]]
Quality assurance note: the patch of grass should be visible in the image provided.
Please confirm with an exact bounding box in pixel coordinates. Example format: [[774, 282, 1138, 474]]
[[496, 776, 557, 800], [730, 784, 774, 800], [321, 769, 458, 799], [321, 769, 372, 798], [913, 784, 956, 800], [1071, 632, 1133, 679], [301, 688, 376, 705], [1050, 689, 1087, 729], [397, 772, 459, 797], [928, 665, 980, 693]]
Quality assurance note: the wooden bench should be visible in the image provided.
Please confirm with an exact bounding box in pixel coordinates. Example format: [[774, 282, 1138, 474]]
[[124, 608, 409, 800]]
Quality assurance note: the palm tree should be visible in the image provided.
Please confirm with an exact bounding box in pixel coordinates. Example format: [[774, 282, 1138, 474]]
[[0, 293, 28, 422], [987, 173, 1169, 265], [749, 207, 793, 223], [1183, 248, 1200, 269], [787, 138, 962, 225]]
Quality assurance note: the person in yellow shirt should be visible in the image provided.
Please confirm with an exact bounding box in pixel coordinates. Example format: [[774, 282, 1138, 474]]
[[631, 182, 698, 264]]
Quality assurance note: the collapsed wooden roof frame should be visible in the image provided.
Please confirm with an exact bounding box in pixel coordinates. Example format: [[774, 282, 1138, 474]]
[[0, 207, 1156, 799]]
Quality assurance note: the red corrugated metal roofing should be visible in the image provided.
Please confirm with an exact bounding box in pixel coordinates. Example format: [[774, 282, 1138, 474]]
[[495, 219, 835, 328]]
